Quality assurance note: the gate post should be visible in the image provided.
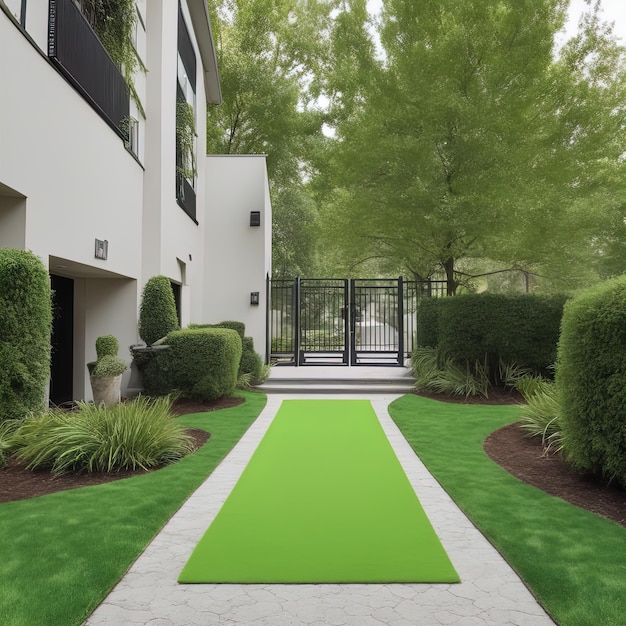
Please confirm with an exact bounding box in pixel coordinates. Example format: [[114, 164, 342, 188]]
[[397, 276, 405, 366], [294, 276, 301, 366]]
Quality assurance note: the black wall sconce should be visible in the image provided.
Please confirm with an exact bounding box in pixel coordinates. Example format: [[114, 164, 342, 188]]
[[249, 211, 261, 227], [250, 292, 260, 305]]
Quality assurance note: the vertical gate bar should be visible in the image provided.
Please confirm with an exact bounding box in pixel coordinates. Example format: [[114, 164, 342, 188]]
[[295, 276, 301, 366], [398, 276, 404, 365], [349, 278, 355, 365]]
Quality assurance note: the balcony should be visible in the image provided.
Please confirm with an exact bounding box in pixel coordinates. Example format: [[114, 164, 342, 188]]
[[48, 0, 129, 139]]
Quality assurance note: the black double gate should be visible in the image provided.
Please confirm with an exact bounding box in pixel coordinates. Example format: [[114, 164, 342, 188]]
[[268, 277, 444, 366]]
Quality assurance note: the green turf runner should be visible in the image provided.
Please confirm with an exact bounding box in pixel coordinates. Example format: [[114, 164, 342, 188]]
[[179, 399, 459, 583]]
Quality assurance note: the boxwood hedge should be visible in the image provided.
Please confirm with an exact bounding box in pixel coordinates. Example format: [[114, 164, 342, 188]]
[[556, 276, 626, 486], [147, 328, 242, 401], [417, 293, 568, 379], [0, 249, 52, 421]]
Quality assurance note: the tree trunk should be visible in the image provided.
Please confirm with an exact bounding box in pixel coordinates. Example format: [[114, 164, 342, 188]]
[[444, 257, 457, 296]]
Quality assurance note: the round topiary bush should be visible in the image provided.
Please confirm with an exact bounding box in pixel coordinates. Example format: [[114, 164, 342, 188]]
[[0, 249, 52, 421], [95, 335, 119, 359], [92, 355, 127, 378], [556, 276, 626, 486], [138, 275, 179, 346]]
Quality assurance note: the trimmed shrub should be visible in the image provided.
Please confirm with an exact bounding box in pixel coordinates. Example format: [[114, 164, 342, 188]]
[[152, 328, 242, 401], [92, 354, 127, 378], [239, 336, 263, 380], [189, 320, 245, 340], [416, 297, 441, 348], [0, 249, 52, 421], [556, 276, 626, 486], [435, 293, 567, 378], [138, 276, 179, 346], [95, 335, 119, 359]]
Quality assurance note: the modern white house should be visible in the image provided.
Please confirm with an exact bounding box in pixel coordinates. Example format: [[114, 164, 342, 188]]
[[0, 0, 272, 404]]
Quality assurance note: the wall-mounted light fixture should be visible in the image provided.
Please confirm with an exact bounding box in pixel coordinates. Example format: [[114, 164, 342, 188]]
[[249, 211, 261, 227], [94, 239, 108, 260], [250, 291, 260, 305]]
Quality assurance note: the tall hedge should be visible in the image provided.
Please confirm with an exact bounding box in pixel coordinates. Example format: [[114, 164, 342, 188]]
[[0, 249, 52, 420], [148, 328, 242, 401], [435, 293, 567, 377], [138, 275, 179, 346], [556, 276, 626, 486], [416, 297, 441, 348]]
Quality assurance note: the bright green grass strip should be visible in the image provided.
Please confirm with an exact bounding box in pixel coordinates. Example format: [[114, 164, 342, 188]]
[[0, 391, 266, 626], [389, 394, 626, 626], [179, 399, 459, 583]]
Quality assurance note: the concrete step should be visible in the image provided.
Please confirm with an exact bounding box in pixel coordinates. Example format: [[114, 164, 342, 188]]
[[255, 378, 415, 395]]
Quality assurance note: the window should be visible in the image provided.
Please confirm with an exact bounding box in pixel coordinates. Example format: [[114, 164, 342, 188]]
[[175, 3, 197, 220]]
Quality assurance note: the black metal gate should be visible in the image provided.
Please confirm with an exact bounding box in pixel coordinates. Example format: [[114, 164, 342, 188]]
[[268, 277, 444, 366]]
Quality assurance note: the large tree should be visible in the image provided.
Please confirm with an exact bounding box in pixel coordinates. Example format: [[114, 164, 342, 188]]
[[205, 0, 335, 277], [318, 0, 626, 291]]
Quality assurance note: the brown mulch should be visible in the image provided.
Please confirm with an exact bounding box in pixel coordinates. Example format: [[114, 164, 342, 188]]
[[484, 421, 626, 528], [0, 395, 244, 504]]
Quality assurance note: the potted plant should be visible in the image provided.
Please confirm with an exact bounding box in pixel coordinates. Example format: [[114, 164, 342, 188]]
[[89, 335, 127, 406]]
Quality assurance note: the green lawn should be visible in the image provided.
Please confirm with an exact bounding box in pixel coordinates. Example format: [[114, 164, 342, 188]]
[[389, 394, 626, 626], [0, 391, 266, 626]]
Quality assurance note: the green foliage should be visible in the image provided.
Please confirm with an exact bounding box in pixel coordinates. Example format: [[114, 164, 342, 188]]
[[436, 294, 567, 378], [518, 381, 563, 454], [91, 355, 127, 378], [416, 297, 441, 348], [556, 276, 626, 486], [95, 335, 119, 359], [153, 329, 242, 401], [317, 0, 626, 285], [15, 396, 193, 474], [0, 420, 20, 468], [411, 347, 489, 398], [0, 249, 52, 421], [138, 276, 180, 346], [189, 321, 246, 340], [239, 336, 263, 381]]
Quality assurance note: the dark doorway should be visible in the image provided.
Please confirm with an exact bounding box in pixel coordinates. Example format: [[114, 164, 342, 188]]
[[50, 274, 74, 405], [170, 281, 182, 326]]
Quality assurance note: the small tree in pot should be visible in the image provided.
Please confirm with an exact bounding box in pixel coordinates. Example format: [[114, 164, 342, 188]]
[[90, 335, 126, 406]]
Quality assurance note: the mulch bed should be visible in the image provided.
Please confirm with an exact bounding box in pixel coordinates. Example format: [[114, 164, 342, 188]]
[[484, 422, 626, 527], [0, 395, 244, 504], [2, 392, 624, 529]]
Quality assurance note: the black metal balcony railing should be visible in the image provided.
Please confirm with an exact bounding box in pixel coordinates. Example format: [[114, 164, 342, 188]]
[[48, 0, 129, 138]]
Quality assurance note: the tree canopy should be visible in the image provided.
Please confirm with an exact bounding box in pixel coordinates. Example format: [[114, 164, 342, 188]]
[[206, 0, 626, 290]]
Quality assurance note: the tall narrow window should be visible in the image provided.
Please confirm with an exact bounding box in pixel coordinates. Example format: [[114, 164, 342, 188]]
[[175, 3, 197, 220]]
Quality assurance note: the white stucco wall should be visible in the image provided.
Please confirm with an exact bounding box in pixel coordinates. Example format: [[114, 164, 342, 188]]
[[0, 13, 144, 279], [142, 0, 208, 327], [1, 10, 143, 401], [203, 155, 272, 361]]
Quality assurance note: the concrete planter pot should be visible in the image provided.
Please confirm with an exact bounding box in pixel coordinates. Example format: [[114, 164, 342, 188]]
[[90, 374, 123, 406]]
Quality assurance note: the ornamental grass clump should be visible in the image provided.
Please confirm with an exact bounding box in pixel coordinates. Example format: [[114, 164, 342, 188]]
[[16, 396, 193, 474]]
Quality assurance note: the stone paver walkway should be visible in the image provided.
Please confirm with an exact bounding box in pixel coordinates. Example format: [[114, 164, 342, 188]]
[[84, 394, 555, 626]]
